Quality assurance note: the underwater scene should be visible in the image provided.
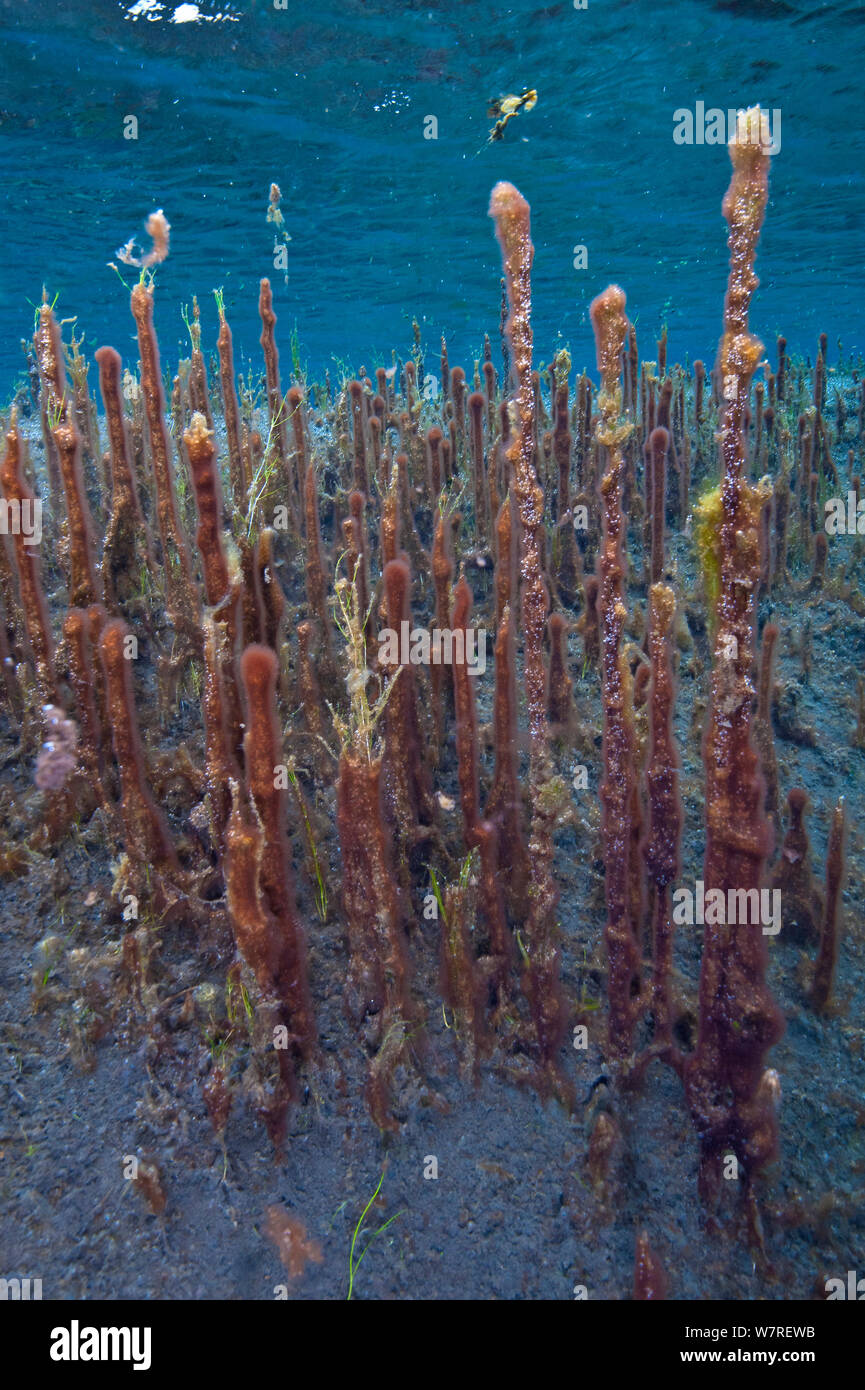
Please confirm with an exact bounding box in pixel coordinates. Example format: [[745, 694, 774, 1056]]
[[1, 0, 864, 1325]]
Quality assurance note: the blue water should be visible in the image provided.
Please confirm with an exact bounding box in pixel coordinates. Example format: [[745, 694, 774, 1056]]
[[1, 0, 863, 398]]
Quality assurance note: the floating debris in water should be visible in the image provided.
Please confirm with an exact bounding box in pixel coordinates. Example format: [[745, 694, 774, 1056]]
[[113, 209, 171, 270], [267, 182, 291, 284], [486, 88, 538, 144]]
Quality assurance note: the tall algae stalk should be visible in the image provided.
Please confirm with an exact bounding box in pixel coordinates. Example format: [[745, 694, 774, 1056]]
[[644, 582, 680, 1050], [684, 108, 784, 1193], [590, 285, 642, 1059], [130, 280, 200, 641], [489, 182, 566, 1076], [1, 415, 56, 702], [332, 567, 412, 1130]]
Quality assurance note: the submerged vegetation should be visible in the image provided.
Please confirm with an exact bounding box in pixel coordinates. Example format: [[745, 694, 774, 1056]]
[[1, 108, 863, 1296]]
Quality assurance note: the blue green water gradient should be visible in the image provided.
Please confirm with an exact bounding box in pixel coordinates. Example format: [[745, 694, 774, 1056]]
[[0, 0, 863, 395]]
